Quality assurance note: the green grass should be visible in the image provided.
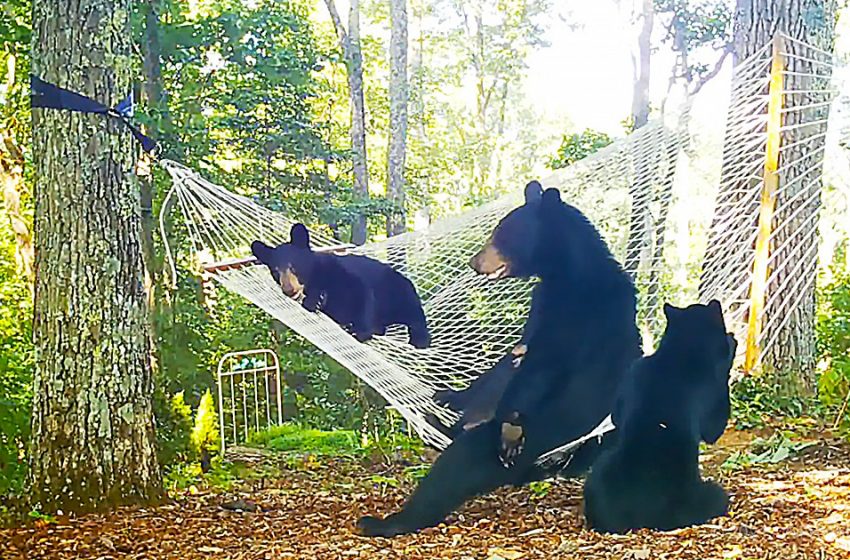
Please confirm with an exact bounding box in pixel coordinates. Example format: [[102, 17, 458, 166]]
[[247, 423, 361, 455], [163, 460, 239, 493]]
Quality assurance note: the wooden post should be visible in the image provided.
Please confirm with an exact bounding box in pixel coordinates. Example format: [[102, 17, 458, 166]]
[[745, 34, 785, 373]]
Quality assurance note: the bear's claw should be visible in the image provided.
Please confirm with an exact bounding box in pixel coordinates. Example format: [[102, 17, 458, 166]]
[[499, 421, 525, 468]]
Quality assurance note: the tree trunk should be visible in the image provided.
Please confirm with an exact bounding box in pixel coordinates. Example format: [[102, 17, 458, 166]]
[[702, 0, 836, 390], [324, 0, 370, 245], [623, 0, 654, 277], [140, 0, 165, 307], [386, 0, 409, 237], [631, 0, 653, 131], [29, 0, 162, 513]]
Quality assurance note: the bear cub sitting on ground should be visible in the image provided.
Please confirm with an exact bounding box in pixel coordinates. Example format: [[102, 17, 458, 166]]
[[583, 300, 736, 533], [251, 223, 430, 348]]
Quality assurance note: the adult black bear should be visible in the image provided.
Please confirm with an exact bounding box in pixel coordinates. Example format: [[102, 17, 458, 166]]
[[583, 300, 735, 534], [251, 223, 430, 348], [357, 182, 642, 537]]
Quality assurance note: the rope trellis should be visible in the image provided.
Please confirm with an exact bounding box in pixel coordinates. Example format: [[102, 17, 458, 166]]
[[160, 35, 850, 452]]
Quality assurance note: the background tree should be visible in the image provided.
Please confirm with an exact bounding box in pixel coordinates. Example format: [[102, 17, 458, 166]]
[[623, 0, 654, 276], [702, 0, 838, 391], [324, 0, 370, 245], [28, 0, 162, 512], [450, 0, 549, 203], [387, 0, 409, 236]]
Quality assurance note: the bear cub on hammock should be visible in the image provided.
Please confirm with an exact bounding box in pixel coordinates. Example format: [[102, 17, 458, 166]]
[[583, 300, 735, 534], [251, 223, 430, 348]]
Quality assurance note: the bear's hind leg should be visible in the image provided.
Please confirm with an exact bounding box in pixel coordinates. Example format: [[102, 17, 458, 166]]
[[351, 285, 378, 342], [661, 479, 728, 531], [689, 480, 729, 525], [407, 318, 431, 349], [357, 423, 518, 537]]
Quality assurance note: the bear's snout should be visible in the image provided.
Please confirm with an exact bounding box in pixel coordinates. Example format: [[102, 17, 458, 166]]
[[470, 243, 509, 280]]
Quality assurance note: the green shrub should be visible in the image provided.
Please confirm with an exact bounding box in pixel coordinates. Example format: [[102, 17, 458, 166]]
[[816, 254, 850, 433], [154, 389, 194, 466], [191, 390, 219, 471]]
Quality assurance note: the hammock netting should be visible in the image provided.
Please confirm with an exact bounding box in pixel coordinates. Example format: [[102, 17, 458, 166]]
[[161, 35, 850, 453]]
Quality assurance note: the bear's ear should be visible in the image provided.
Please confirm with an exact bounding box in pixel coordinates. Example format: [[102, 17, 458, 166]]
[[290, 223, 310, 249], [251, 240, 271, 259], [663, 303, 681, 321], [524, 181, 543, 204], [541, 188, 561, 206], [708, 299, 722, 315]]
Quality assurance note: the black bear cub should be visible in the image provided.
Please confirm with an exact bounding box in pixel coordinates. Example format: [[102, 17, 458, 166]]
[[583, 300, 736, 534], [251, 223, 430, 348]]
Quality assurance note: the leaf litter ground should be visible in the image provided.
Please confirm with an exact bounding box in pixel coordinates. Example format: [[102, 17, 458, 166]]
[[3, 429, 849, 560]]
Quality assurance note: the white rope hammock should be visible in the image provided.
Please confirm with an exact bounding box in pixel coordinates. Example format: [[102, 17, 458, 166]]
[[161, 35, 850, 452]]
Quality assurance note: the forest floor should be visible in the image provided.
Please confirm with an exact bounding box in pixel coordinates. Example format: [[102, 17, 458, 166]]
[[2, 428, 850, 560]]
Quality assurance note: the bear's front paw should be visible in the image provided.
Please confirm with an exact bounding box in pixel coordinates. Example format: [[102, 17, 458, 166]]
[[357, 515, 403, 538], [352, 328, 374, 343], [499, 420, 525, 468], [511, 343, 527, 368]]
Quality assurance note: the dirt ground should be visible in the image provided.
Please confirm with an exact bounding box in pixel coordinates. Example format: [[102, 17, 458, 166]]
[[3, 430, 849, 560]]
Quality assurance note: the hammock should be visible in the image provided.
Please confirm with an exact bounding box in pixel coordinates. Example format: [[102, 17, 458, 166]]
[[161, 35, 850, 453]]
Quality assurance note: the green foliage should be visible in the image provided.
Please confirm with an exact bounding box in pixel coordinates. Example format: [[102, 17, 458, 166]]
[[722, 433, 816, 471], [248, 423, 359, 455], [191, 389, 220, 457], [153, 389, 194, 466], [133, 0, 385, 239], [816, 251, 850, 433], [163, 459, 238, 494], [528, 480, 552, 499], [654, 0, 730, 90], [548, 129, 613, 170], [0, 221, 32, 498], [731, 375, 812, 430], [0, 0, 32, 501]]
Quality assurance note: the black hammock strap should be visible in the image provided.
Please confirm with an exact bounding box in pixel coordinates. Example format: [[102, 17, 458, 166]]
[[30, 75, 158, 155]]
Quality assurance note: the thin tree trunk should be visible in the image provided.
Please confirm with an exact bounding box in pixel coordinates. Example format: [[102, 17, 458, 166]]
[[140, 0, 164, 306], [631, 0, 653, 131], [702, 0, 836, 390], [324, 0, 370, 245], [624, 0, 654, 277], [29, 0, 162, 513], [387, 0, 409, 237]]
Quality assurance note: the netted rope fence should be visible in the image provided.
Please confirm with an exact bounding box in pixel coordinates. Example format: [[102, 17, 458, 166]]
[[161, 34, 850, 451]]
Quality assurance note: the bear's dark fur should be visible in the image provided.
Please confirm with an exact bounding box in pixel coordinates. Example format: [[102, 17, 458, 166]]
[[251, 224, 430, 348], [582, 300, 735, 534], [357, 182, 641, 537]]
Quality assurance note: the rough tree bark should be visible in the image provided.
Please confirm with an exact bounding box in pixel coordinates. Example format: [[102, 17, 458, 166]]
[[623, 0, 654, 277], [386, 0, 409, 237], [324, 0, 370, 245], [29, 0, 162, 512], [702, 0, 837, 390]]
